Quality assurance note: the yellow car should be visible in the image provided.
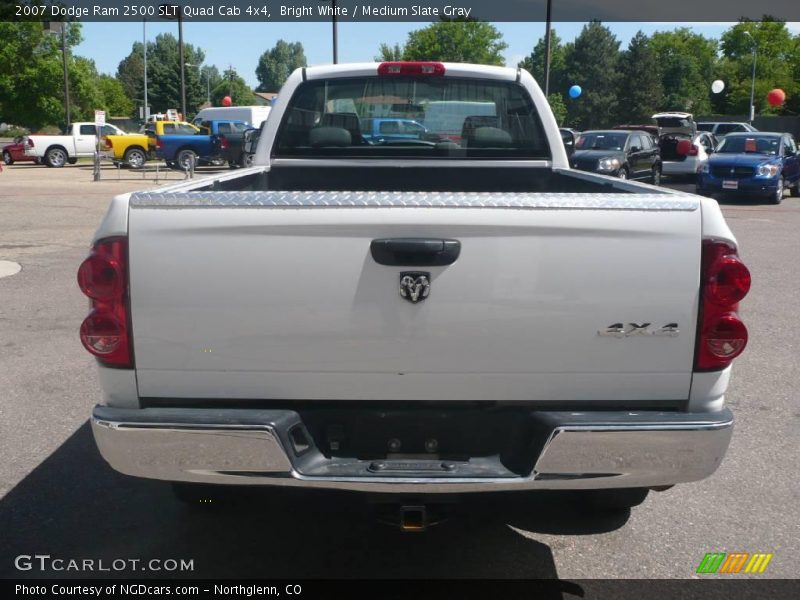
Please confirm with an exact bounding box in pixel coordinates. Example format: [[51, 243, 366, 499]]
[[102, 120, 199, 168]]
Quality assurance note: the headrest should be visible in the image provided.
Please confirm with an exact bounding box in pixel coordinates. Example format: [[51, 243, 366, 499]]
[[309, 127, 352, 147]]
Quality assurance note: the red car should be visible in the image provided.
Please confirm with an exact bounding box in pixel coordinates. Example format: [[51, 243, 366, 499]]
[[2, 136, 40, 165]]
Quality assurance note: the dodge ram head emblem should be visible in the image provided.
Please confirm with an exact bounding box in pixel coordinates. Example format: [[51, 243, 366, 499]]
[[399, 272, 431, 304]]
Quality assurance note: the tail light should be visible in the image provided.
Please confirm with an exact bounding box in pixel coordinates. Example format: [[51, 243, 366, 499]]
[[26, 138, 34, 148], [156, 138, 163, 149], [695, 240, 751, 371], [102, 136, 113, 150], [77, 237, 133, 368], [378, 62, 445, 77], [218, 134, 229, 150], [688, 144, 699, 156]]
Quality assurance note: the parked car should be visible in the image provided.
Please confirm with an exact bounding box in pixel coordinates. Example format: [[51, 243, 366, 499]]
[[652, 112, 717, 179], [697, 132, 800, 203], [155, 119, 248, 170], [85, 62, 749, 520], [697, 122, 758, 137], [571, 129, 662, 183], [361, 118, 428, 143], [101, 120, 198, 168], [3, 136, 40, 165], [23, 122, 127, 167], [193, 106, 271, 129]]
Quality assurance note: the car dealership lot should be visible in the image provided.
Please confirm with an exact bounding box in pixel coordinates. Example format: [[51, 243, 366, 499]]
[[0, 164, 798, 579]]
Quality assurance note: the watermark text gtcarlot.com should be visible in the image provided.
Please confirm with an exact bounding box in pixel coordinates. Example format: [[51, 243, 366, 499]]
[[14, 555, 194, 572]]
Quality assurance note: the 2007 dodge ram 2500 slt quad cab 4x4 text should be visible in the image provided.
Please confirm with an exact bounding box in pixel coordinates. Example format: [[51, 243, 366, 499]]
[[81, 62, 750, 519]]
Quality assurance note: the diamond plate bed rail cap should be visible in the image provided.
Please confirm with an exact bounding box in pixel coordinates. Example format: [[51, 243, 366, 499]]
[[129, 191, 699, 211]]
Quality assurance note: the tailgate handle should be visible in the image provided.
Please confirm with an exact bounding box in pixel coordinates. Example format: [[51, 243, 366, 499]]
[[370, 238, 461, 266]]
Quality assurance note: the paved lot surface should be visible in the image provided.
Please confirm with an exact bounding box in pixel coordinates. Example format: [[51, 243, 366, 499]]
[[0, 163, 798, 580]]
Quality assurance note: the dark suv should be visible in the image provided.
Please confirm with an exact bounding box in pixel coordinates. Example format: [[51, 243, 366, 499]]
[[570, 130, 662, 184]]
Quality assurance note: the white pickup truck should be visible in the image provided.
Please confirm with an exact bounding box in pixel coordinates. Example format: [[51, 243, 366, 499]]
[[24, 122, 127, 167], [82, 62, 750, 524]]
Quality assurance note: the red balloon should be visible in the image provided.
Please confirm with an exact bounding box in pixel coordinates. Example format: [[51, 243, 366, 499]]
[[675, 139, 693, 156], [767, 89, 785, 107], [222, 95, 232, 107]]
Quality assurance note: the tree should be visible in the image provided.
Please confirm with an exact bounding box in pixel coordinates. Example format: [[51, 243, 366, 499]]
[[256, 40, 306, 93], [518, 29, 567, 93], [547, 93, 567, 125], [375, 43, 404, 62], [116, 34, 206, 117], [402, 19, 508, 65], [650, 28, 717, 115], [97, 75, 135, 116], [719, 20, 798, 116], [617, 32, 664, 124], [211, 69, 255, 106], [563, 22, 621, 129]]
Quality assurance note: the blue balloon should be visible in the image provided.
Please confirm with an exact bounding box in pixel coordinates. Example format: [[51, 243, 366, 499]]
[[569, 85, 582, 99]]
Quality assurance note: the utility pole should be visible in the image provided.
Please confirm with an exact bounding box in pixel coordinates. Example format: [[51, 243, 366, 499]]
[[744, 31, 758, 124], [143, 19, 148, 120], [178, 9, 186, 118], [332, 0, 338, 64], [543, 0, 552, 96], [61, 22, 71, 126]]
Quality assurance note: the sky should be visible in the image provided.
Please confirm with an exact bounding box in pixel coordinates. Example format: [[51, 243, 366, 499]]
[[75, 21, 800, 90]]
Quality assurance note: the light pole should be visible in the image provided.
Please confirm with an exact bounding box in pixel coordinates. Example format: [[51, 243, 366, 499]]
[[178, 9, 186, 118], [744, 31, 757, 124], [543, 0, 552, 96], [143, 19, 149, 120], [331, 0, 338, 64]]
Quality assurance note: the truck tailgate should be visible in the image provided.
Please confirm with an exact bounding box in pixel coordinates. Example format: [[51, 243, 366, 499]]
[[128, 191, 701, 403]]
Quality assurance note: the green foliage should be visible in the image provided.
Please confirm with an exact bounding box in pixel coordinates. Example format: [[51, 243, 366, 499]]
[[649, 28, 717, 115], [256, 40, 306, 93], [563, 22, 621, 130], [547, 93, 567, 126], [211, 69, 256, 106], [518, 29, 567, 93], [97, 75, 135, 116], [402, 20, 508, 65], [116, 33, 206, 117], [375, 43, 405, 62], [617, 32, 664, 124]]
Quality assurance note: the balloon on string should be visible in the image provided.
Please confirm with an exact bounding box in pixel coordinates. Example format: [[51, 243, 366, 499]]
[[711, 80, 725, 94], [222, 96, 233, 107], [767, 89, 785, 107], [568, 85, 582, 99]]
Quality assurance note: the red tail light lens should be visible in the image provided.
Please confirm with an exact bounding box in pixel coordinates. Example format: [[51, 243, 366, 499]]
[[378, 62, 445, 77], [695, 240, 751, 371], [156, 138, 163, 149], [219, 134, 229, 150], [77, 237, 133, 368], [688, 144, 699, 156], [102, 136, 113, 150], [26, 138, 34, 148]]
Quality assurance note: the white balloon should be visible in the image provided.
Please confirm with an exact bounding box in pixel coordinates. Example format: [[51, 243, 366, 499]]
[[711, 80, 725, 94]]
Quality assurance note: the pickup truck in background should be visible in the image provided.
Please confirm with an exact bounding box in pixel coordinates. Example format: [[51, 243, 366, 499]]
[[23, 122, 127, 167], [84, 62, 750, 527], [102, 120, 197, 169], [154, 119, 248, 170], [361, 117, 428, 143]]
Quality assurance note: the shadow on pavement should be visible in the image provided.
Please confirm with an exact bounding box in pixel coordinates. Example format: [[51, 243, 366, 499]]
[[0, 422, 628, 582]]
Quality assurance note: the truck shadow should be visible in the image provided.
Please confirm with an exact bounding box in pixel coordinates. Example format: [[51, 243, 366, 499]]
[[0, 423, 628, 582]]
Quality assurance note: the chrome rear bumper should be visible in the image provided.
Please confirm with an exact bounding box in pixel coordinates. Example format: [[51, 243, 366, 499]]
[[91, 406, 733, 494]]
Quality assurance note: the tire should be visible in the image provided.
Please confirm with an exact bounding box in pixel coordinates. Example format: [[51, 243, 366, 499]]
[[768, 176, 784, 205], [123, 147, 146, 169], [3, 151, 13, 165], [176, 149, 197, 171], [790, 181, 800, 198], [651, 165, 662, 186], [617, 166, 628, 180], [45, 147, 67, 168], [583, 488, 650, 511], [33, 157, 41, 165], [67, 158, 77, 165]]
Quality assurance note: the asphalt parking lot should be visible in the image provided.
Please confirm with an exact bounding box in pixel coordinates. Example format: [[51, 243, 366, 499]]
[[0, 161, 798, 580]]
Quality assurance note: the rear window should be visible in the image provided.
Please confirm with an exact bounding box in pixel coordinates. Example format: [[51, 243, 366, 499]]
[[273, 76, 550, 159], [717, 135, 780, 155], [696, 123, 714, 132]]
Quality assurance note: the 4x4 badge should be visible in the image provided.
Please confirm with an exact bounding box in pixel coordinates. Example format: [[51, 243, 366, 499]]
[[598, 322, 680, 338], [399, 272, 431, 304]]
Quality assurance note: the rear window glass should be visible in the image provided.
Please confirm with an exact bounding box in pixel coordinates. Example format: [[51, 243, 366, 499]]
[[273, 76, 550, 159], [717, 135, 780, 155]]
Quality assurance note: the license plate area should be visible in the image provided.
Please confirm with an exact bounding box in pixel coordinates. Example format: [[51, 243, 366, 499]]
[[722, 180, 739, 190]]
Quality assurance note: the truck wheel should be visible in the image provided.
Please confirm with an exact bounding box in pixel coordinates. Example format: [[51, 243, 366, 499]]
[[583, 488, 650, 511], [176, 149, 197, 171], [45, 147, 67, 168], [768, 176, 784, 205], [124, 147, 146, 169], [2, 151, 13, 165]]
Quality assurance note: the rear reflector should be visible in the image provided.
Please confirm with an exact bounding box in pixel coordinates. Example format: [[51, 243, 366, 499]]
[[378, 62, 445, 77]]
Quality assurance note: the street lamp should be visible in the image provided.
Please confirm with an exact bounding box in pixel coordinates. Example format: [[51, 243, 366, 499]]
[[543, 0, 553, 96], [744, 31, 757, 124], [44, 22, 71, 126], [160, 4, 187, 118], [186, 63, 210, 105]]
